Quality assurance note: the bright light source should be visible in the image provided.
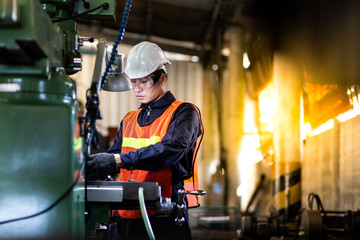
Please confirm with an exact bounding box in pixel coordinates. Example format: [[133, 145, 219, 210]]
[[302, 122, 312, 139], [191, 56, 199, 62], [243, 96, 258, 134], [243, 52, 250, 69], [222, 47, 230, 57], [312, 119, 334, 136], [209, 159, 219, 175], [238, 133, 263, 165], [212, 64, 218, 71], [237, 185, 245, 197], [336, 109, 358, 122], [238, 149, 263, 164], [259, 82, 275, 133]]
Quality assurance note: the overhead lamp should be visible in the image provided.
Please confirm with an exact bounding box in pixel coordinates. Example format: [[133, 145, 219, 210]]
[[102, 54, 132, 92], [243, 52, 250, 69]]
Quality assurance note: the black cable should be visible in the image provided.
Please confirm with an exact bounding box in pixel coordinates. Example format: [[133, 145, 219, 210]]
[[188, 104, 204, 209], [308, 192, 327, 221], [52, 3, 109, 23], [0, 157, 86, 225], [308, 192, 325, 211]]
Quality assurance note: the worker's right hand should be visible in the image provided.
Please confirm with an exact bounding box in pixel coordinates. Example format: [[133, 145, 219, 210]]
[[86, 153, 117, 180]]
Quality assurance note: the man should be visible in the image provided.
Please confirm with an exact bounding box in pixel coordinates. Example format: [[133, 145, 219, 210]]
[[87, 41, 204, 240]]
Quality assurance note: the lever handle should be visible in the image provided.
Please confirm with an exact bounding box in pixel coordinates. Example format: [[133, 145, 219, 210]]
[[79, 37, 95, 47]]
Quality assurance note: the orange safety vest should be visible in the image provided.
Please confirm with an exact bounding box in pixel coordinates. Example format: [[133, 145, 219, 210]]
[[184, 104, 203, 208], [117, 100, 203, 218]]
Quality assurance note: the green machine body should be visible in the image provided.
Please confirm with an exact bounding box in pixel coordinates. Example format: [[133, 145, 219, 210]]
[[0, 0, 115, 239]]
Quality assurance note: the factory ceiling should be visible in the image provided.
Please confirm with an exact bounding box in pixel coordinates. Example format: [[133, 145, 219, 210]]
[[78, 0, 252, 67], [78, 0, 360, 76]]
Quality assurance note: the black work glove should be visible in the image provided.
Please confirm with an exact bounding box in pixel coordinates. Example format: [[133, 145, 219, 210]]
[[86, 153, 117, 180]]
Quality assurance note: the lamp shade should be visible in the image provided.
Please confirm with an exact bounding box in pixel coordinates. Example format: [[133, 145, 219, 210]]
[[103, 72, 132, 92], [102, 54, 132, 92]]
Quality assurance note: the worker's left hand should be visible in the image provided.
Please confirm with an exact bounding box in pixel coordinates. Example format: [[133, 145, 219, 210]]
[[86, 153, 117, 180]]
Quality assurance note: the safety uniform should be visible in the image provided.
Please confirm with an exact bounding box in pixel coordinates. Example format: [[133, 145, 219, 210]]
[[107, 91, 203, 239]]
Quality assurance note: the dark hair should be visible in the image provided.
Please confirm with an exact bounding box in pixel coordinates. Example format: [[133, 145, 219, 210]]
[[151, 69, 166, 84]]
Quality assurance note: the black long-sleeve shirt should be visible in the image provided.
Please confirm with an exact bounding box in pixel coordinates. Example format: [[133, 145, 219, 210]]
[[107, 91, 203, 182]]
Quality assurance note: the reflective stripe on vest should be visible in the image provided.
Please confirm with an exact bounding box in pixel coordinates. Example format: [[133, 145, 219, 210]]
[[118, 100, 183, 219], [122, 136, 161, 149]]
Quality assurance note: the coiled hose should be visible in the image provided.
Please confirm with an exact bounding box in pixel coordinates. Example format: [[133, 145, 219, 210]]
[[100, 0, 132, 89]]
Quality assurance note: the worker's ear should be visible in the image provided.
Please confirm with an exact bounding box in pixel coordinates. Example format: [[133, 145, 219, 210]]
[[160, 74, 167, 86]]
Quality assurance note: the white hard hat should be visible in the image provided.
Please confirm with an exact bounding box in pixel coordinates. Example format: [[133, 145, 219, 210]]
[[125, 41, 171, 79]]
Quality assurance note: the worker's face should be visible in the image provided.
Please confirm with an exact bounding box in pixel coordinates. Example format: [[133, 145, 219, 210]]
[[131, 72, 167, 105]]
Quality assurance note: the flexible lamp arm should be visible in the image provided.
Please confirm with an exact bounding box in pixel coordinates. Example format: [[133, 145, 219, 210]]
[[100, 0, 132, 90], [84, 0, 132, 152]]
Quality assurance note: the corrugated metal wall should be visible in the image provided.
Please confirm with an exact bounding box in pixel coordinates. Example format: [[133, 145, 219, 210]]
[[302, 116, 360, 211]]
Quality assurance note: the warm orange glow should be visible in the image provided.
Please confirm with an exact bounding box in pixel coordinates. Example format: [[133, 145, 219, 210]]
[[304, 82, 338, 104], [238, 133, 263, 164], [336, 109, 358, 122], [239, 97, 263, 164], [257, 81, 360, 140], [258, 81, 275, 133], [304, 109, 360, 137], [302, 122, 312, 139], [257, 81, 275, 164], [304, 81, 350, 128], [312, 119, 334, 135], [303, 85, 360, 138]]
